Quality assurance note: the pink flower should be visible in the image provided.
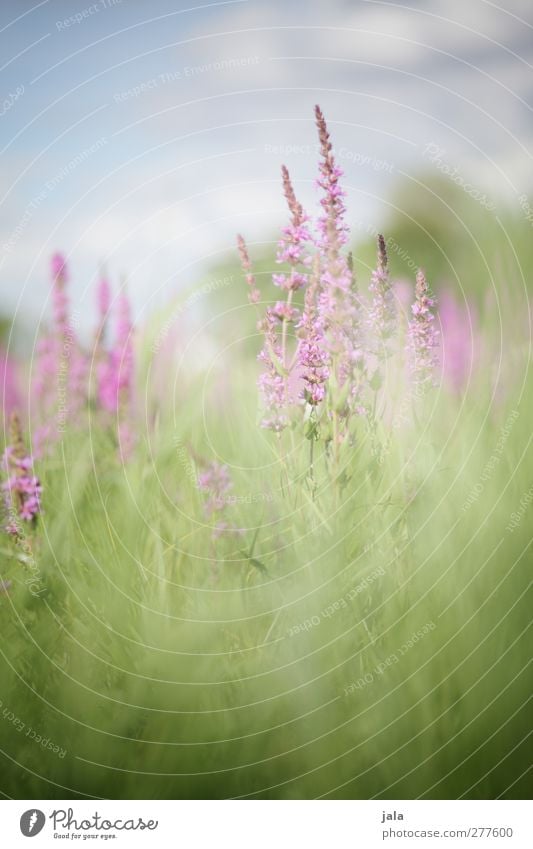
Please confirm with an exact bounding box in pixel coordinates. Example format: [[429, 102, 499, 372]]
[[0, 348, 20, 420], [315, 105, 349, 255], [237, 234, 261, 304], [274, 165, 312, 290], [51, 252, 68, 282], [313, 108, 364, 417], [198, 461, 232, 517], [2, 413, 42, 533], [33, 252, 88, 434], [297, 272, 329, 407], [97, 288, 136, 458], [368, 234, 396, 346], [407, 269, 439, 390]]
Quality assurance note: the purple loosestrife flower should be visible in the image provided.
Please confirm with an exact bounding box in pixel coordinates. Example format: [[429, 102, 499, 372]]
[[96, 269, 111, 341], [0, 347, 20, 420], [257, 309, 289, 432], [51, 254, 88, 423], [315, 105, 348, 255], [198, 461, 232, 518], [34, 253, 88, 436], [98, 290, 135, 416], [34, 254, 69, 403], [273, 165, 312, 292], [2, 412, 42, 535], [197, 461, 243, 540], [237, 234, 261, 304], [99, 288, 136, 458], [314, 107, 364, 418], [368, 234, 396, 349], [407, 269, 439, 390], [297, 265, 329, 406]]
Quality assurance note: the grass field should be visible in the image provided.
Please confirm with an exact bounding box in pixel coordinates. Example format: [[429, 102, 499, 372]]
[[0, 113, 531, 800]]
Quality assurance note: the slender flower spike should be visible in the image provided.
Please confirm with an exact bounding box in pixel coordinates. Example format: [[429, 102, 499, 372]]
[[407, 269, 439, 390], [257, 309, 289, 432], [369, 234, 396, 348], [2, 412, 42, 534], [0, 347, 20, 419], [237, 234, 261, 304], [34, 252, 88, 436], [315, 105, 349, 256], [114, 289, 135, 458], [96, 269, 111, 340], [50, 253, 70, 337], [198, 461, 232, 518]]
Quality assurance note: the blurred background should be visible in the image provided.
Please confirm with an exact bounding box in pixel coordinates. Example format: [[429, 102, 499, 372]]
[[0, 1, 531, 801], [0, 0, 532, 344]]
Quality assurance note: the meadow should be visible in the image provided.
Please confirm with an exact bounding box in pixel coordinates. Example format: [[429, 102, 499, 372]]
[[0, 107, 531, 800]]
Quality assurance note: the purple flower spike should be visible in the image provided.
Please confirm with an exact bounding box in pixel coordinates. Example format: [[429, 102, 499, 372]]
[[407, 269, 439, 391], [2, 412, 42, 534]]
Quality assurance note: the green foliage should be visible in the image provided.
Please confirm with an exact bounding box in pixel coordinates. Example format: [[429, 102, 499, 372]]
[[0, 357, 530, 799]]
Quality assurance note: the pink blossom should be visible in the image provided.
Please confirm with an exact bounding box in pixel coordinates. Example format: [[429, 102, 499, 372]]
[[439, 289, 477, 393], [198, 461, 232, 517], [368, 234, 396, 346], [2, 414, 42, 533], [407, 269, 439, 390], [237, 234, 261, 304]]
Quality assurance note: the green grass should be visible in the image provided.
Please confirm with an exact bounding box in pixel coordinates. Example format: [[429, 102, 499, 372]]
[[0, 341, 530, 799]]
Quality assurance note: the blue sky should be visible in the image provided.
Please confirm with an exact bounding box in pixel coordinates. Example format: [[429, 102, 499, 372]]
[[1, 0, 532, 335]]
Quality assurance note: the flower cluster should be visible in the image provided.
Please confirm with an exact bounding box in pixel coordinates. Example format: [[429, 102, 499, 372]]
[[33, 253, 88, 448], [98, 286, 136, 458], [297, 267, 329, 406], [29, 254, 138, 460], [2, 413, 42, 534], [237, 235, 260, 304], [368, 234, 396, 348], [198, 461, 232, 518], [197, 460, 242, 539], [407, 269, 439, 390], [238, 106, 439, 441]]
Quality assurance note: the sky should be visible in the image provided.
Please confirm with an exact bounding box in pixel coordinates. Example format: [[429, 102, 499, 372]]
[[0, 0, 532, 336]]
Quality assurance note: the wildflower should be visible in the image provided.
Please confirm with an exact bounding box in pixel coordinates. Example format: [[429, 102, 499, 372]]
[[98, 289, 134, 414], [368, 234, 396, 347], [314, 107, 363, 418], [2, 412, 42, 534], [407, 269, 439, 390], [439, 289, 476, 393], [297, 265, 329, 407], [272, 301, 299, 323], [34, 253, 88, 434], [114, 290, 135, 403], [198, 461, 232, 518], [315, 105, 348, 254], [96, 268, 111, 341], [0, 347, 20, 419], [98, 287, 136, 458], [257, 309, 289, 432], [237, 234, 260, 304]]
